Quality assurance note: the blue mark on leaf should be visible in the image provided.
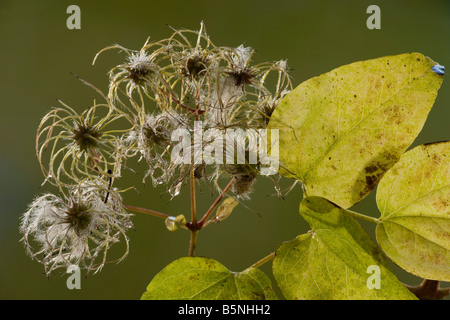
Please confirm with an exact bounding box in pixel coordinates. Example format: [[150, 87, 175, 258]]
[[432, 64, 445, 76]]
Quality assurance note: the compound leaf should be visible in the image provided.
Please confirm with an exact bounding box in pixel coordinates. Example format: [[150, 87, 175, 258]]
[[376, 141, 450, 281], [268, 53, 444, 208]]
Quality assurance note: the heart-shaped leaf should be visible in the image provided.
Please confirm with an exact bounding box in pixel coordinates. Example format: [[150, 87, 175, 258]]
[[376, 141, 450, 281], [141, 257, 278, 300], [268, 53, 444, 208]]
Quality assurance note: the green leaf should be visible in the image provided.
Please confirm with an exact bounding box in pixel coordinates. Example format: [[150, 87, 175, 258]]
[[376, 141, 450, 281], [268, 53, 444, 208], [272, 196, 417, 300], [141, 257, 278, 300]]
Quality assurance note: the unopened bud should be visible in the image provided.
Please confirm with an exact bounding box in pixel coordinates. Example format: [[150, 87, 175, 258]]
[[215, 197, 239, 222], [165, 214, 187, 231]]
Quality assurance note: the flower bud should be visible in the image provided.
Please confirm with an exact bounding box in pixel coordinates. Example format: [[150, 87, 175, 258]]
[[165, 214, 187, 231]]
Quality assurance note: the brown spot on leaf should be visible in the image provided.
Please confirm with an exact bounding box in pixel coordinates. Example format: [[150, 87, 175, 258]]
[[365, 175, 376, 188], [432, 154, 441, 164], [188, 273, 200, 281], [432, 197, 448, 212], [365, 165, 378, 174]]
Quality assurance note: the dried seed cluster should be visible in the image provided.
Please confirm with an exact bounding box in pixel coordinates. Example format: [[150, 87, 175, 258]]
[[22, 23, 291, 276]]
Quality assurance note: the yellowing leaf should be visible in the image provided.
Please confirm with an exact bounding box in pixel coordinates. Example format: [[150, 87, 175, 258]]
[[141, 257, 278, 300], [376, 141, 450, 281], [268, 53, 444, 208], [272, 196, 417, 300]]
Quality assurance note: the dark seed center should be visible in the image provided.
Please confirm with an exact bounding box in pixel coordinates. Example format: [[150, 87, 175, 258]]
[[185, 56, 209, 78], [71, 124, 102, 151], [65, 203, 92, 232]]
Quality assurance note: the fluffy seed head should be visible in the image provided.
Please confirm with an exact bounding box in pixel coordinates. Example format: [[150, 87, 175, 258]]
[[20, 183, 133, 276], [125, 52, 156, 85]]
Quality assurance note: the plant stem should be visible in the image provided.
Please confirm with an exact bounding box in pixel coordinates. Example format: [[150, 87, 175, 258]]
[[189, 230, 198, 257], [160, 88, 205, 115], [198, 177, 236, 227], [405, 279, 450, 300], [186, 177, 235, 255], [124, 205, 170, 219], [250, 252, 275, 269], [190, 169, 197, 225], [345, 209, 379, 224], [188, 168, 198, 256]]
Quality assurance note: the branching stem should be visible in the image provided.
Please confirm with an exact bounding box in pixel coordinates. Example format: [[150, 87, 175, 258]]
[[186, 177, 235, 255]]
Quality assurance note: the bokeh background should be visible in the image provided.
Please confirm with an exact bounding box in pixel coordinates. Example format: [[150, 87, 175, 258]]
[[0, 0, 449, 299]]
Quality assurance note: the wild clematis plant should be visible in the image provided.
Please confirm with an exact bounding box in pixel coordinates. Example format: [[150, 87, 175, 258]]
[[21, 23, 449, 300]]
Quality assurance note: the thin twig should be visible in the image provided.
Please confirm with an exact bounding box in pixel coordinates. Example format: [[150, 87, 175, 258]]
[[124, 205, 170, 219], [160, 88, 205, 115], [198, 177, 236, 227]]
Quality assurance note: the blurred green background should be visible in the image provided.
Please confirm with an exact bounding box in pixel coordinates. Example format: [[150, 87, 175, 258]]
[[0, 0, 449, 299]]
